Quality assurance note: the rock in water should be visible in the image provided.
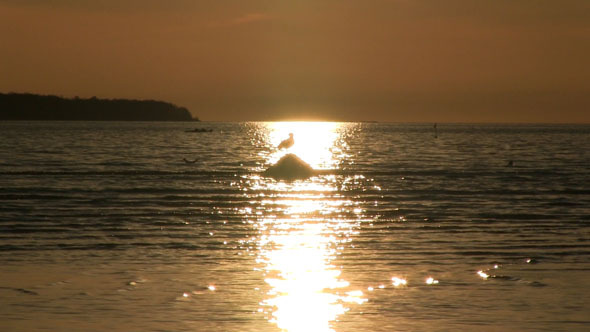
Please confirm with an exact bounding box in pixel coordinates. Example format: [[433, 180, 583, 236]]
[[264, 154, 316, 180]]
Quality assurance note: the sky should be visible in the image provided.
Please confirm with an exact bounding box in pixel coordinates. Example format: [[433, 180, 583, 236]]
[[1, 0, 589, 122]]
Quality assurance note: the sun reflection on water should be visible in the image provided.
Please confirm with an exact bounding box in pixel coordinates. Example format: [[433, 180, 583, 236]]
[[264, 121, 345, 169], [258, 222, 362, 332], [247, 122, 365, 332]]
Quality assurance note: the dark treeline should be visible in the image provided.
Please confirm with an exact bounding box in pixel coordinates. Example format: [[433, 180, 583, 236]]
[[0, 93, 198, 121]]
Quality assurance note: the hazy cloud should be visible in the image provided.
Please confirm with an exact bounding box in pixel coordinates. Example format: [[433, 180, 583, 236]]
[[231, 13, 273, 26], [208, 12, 275, 28], [0, 0, 194, 10]]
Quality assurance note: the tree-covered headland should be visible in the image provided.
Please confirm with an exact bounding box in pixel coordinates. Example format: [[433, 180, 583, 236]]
[[0, 93, 198, 121]]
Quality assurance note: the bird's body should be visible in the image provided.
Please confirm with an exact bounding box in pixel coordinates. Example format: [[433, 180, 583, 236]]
[[278, 133, 294, 149]]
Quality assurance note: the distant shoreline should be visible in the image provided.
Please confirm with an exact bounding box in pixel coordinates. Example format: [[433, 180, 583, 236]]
[[0, 93, 198, 121]]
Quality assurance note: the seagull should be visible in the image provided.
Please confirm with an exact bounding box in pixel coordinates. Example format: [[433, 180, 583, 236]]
[[277, 133, 294, 149]]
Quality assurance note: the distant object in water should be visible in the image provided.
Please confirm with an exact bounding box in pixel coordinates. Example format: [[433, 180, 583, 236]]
[[185, 128, 213, 133], [183, 158, 198, 164], [434, 123, 438, 138], [263, 153, 316, 180], [277, 133, 294, 149], [506, 160, 514, 167]]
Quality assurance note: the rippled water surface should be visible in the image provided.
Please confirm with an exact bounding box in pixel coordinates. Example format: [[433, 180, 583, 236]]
[[1, 121, 589, 331]]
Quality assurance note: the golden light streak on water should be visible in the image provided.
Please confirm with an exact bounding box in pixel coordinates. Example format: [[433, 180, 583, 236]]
[[251, 122, 365, 332]]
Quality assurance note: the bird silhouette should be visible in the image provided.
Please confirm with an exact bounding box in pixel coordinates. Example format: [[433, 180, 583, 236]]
[[277, 133, 294, 149]]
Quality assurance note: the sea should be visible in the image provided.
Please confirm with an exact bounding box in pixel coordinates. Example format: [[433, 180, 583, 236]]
[[0, 121, 589, 332]]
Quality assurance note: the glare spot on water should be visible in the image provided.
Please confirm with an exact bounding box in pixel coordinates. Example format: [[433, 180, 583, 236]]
[[208, 285, 216, 291], [426, 277, 439, 285], [391, 277, 407, 287], [344, 290, 367, 304]]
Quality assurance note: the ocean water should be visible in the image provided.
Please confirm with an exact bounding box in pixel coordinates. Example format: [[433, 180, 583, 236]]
[[0, 121, 589, 332]]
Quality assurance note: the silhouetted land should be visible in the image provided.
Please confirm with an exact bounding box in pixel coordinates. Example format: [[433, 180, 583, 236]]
[[0, 93, 197, 121]]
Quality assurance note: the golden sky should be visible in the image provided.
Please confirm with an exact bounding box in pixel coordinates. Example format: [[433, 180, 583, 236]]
[[1, 1, 589, 122]]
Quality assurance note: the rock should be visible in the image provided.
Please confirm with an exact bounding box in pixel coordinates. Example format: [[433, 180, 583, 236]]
[[263, 154, 317, 180]]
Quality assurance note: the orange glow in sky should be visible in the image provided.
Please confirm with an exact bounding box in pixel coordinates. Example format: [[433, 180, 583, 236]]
[[1, 1, 589, 123]]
